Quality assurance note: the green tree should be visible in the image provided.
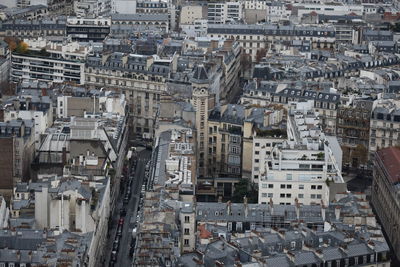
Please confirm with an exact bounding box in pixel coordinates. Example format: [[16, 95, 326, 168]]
[[232, 179, 258, 203]]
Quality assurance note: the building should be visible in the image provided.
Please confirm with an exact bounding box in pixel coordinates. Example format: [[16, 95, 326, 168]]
[[111, 13, 169, 33], [372, 147, 400, 261], [135, 181, 391, 267], [207, 2, 243, 24], [0, 18, 66, 38], [148, 128, 197, 201], [0, 230, 93, 266], [180, 4, 204, 25], [11, 38, 91, 85], [336, 98, 373, 168], [207, 24, 336, 61], [0, 5, 48, 20], [85, 52, 170, 139], [0, 120, 35, 201], [2, 95, 53, 150], [369, 98, 400, 159], [112, 0, 136, 14], [241, 81, 340, 135], [66, 16, 111, 42], [0, 196, 9, 229], [73, 0, 111, 17], [258, 100, 346, 206]]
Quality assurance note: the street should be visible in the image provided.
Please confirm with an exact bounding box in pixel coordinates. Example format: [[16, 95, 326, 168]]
[[104, 148, 151, 267]]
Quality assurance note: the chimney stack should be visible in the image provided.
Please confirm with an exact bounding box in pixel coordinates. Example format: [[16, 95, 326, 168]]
[[335, 206, 341, 221], [321, 200, 326, 221], [295, 198, 300, 220]]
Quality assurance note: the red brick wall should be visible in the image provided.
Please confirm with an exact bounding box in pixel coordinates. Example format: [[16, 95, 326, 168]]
[[0, 138, 14, 190]]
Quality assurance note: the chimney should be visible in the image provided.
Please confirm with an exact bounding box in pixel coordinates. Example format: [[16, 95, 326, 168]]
[[269, 198, 274, 215], [295, 198, 300, 220], [321, 200, 326, 221], [226, 200, 231, 215], [335, 206, 341, 221], [243, 196, 248, 218], [62, 147, 67, 165]]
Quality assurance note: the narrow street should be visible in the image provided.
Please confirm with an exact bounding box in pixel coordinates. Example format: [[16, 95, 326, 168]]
[[104, 148, 151, 267]]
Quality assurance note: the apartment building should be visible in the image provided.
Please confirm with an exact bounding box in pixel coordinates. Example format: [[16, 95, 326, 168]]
[[258, 100, 345, 206], [85, 52, 170, 139], [337, 98, 373, 168], [180, 4, 204, 25], [149, 128, 197, 201], [74, 0, 111, 17], [2, 95, 53, 150], [293, 3, 363, 19], [369, 98, 400, 159], [207, 24, 336, 61], [372, 147, 400, 261], [66, 16, 111, 42], [247, 129, 286, 184], [111, 13, 169, 33], [241, 81, 340, 135], [112, 0, 136, 14], [136, 1, 176, 30], [11, 38, 90, 85], [0, 18, 66, 38], [207, 1, 243, 24], [12, 176, 110, 267], [0, 120, 35, 201]]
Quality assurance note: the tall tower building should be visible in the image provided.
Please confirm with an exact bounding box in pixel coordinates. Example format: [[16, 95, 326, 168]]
[[191, 65, 210, 178]]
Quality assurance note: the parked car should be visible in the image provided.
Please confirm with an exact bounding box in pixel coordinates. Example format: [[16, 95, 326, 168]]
[[110, 251, 117, 262], [120, 208, 127, 217], [112, 239, 119, 252], [116, 225, 122, 236]]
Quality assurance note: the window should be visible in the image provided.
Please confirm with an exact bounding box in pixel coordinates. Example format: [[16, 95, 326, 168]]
[[268, 184, 273, 188], [298, 194, 304, 198], [280, 184, 286, 189], [286, 194, 291, 198], [286, 174, 292, 180], [184, 239, 189, 246], [311, 185, 316, 190], [311, 194, 316, 199], [255, 142, 260, 147], [317, 185, 322, 190], [184, 228, 190, 235], [316, 194, 322, 199], [262, 184, 268, 188], [262, 193, 268, 197], [280, 193, 285, 198], [287, 184, 292, 189], [299, 184, 304, 190], [184, 216, 190, 223], [267, 193, 273, 198]]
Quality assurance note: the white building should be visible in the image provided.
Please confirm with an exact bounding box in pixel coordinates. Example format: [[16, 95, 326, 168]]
[[258, 100, 345, 206], [11, 38, 91, 85], [112, 0, 137, 14], [180, 19, 208, 38], [180, 4, 204, 25], [293, 3, 363, 19], [74, 0, 111, 17], [3, 96, 53, 150], [208, 1, 243, 24], [0, 196, 9, 229], [266, 2, 290, 23], [369, 98, 400, 159], [251, 135, 284, 185]]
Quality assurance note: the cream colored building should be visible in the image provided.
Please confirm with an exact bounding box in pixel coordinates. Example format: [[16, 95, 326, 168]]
[[85, 53, 171, 139], [180, 4, 204, 25]]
